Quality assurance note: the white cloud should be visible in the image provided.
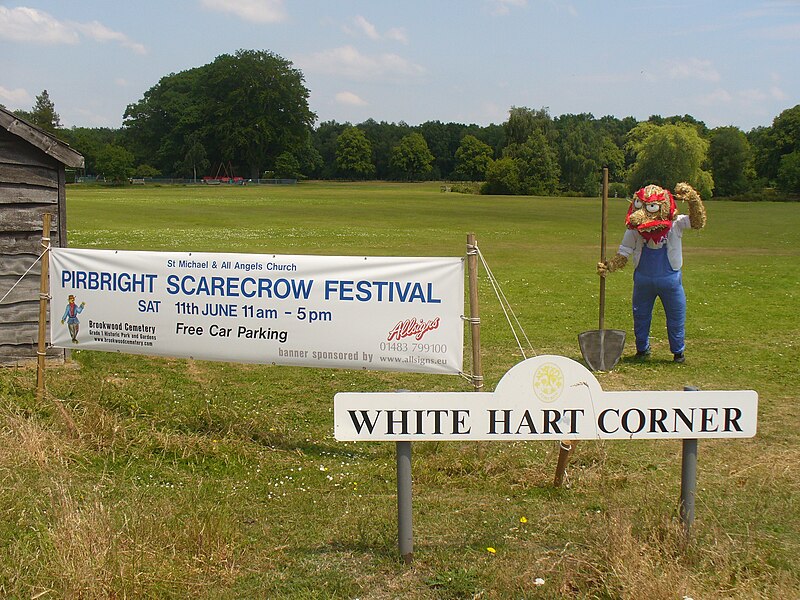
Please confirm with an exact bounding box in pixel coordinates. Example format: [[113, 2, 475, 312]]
[[200, 0, 286, 24], [335, 91, 368, 107], [344, 15, 409, 44], [0, 6, 146, 53], [488, 0, 527, 17], [0, 6, 78, 43], [353, 15, 380, 40], [737, 88, 769, 103], [0, 85, 32, 108], [73, 20, 147, 54], [770, 85, 788, 101], [298, 45, 426, 82], [666, 58, 721, 82], [698, 88, 733, 106], [385, 27, 409, 44]]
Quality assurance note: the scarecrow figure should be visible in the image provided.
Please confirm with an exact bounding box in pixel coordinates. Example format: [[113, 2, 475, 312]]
[[61, 294, 86, 343], [597, 183, 706, 363]]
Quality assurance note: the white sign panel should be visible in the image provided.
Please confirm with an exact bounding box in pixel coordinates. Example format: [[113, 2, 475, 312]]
[[50, 248, 464, 374], [334, 356, 758, 440]]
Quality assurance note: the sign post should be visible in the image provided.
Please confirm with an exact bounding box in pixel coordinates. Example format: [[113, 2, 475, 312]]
[[334, 355, 758, 560], [680, 386, 699, 537], [396, 440, 413, 564]]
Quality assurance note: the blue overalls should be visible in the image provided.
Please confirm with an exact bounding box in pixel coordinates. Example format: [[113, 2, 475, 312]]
[[631, 244, 686, 355]]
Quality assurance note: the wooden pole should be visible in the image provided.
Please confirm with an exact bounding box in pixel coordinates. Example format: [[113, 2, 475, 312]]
[[36, 214, 78, 436], [555, 169, 606, 487], [467, 234, 485, 460], [466, 233, 483, 393], [36, 213, 51, 401], [553, 441, 576, 487], [599, 167, 609, 330]]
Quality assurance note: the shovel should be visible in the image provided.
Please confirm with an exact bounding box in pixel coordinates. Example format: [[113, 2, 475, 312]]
[[555, 170, 626, 487], [578, 167, 626, 371]]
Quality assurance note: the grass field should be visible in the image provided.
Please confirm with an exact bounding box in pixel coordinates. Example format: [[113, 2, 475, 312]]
[[1, 182, 799, 599]]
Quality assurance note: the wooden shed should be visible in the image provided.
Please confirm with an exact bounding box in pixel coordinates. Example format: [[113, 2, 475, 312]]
[[0, 106, 84, 365]]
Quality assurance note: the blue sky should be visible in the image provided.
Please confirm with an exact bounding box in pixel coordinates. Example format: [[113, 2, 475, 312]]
[[1, 1, 798, 131]]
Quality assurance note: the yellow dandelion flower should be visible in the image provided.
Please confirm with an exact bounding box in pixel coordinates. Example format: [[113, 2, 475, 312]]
[[520, 516, 528, 524], [486, 547, 497, 554]]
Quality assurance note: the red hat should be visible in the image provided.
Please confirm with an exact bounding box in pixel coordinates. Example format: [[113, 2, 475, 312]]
[[625, 184, 677, 243]]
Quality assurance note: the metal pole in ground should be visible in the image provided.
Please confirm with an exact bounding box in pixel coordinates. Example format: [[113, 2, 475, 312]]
[[680, 386, 699, 537], [396, 440, 413, 564]]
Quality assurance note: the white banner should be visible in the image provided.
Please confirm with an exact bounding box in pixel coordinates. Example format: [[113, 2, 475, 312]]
[[335, 356, 758, 441], [50, 248, 464, 374]]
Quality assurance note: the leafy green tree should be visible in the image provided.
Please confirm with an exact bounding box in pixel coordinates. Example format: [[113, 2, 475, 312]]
[[30, 90, 61, 135], [390, 132, 434, 180], [482, 157, 520, 195], [96, 144, 135, 183], [555, 113, 624, 195], [30, 90, 61, 134], [274, 151, 301, 179], [13, 90, 61, 134], [777, 150, 800, 194], [294, 133, 323, 179], [335, 127, 375, 179], [359, 119, 412, 179], [504, 106, 554, 146], [123, 67, 202, 174], [751, 104, 800, 183], [123, 50, 315, 179], [313, 120, 349, 178], [133, 164, 161, 178], [465, 123, 505, 157], [626, 122, 713, 199], [709, 126, 754, 196], [503, 129, 560, 195], [202, 50, 314, 179], [647, 114, 709, 137], [60, 127, 119, 176], [418, 120, 464, 179], [177, 132, 209, 181], [453, 135, 493, 181]]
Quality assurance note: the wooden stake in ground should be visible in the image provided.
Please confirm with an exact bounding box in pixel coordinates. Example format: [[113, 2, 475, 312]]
[[467, 233, 485, 460], [553, 440, 576, 487], [35, 213, 51, 401], [36, 213, 78, 436], [466, 233, 483, 393]]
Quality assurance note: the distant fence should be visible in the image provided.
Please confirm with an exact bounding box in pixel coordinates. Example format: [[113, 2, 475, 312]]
[[75, 177, 297, 185]]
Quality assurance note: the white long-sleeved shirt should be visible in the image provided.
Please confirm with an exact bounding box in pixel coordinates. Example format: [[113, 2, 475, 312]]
[[616, 214, 692, 271]]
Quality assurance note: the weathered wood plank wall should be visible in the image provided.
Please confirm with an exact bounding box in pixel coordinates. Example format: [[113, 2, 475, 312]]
[[0, 126, 65, 364]]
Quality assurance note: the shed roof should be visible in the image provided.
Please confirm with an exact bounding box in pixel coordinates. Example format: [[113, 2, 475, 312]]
[[0, 106, 84, 169]]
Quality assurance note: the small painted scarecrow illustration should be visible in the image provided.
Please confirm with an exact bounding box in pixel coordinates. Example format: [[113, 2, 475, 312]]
[[61, 294, 86, 343]]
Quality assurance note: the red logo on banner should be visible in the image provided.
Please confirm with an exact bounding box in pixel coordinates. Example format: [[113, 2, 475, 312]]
[[387, 317, 441, 341]]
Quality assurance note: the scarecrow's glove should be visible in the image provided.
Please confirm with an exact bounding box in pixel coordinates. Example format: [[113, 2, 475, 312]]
[[597, 254, 628, 276], [674, 182, 707, 230]]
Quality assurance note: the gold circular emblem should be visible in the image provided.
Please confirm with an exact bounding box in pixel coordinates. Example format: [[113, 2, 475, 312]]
[[533, 363, 564, 403]]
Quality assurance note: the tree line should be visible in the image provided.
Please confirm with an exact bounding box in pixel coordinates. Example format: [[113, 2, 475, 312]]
[[6, 49, 800, 198]]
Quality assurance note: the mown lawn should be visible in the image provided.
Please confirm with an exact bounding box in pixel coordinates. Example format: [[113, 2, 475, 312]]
[[1, 182, 798, 599]]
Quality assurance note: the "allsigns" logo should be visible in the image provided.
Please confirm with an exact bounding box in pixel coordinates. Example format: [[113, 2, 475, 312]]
[[387, 317, 441, 341]]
